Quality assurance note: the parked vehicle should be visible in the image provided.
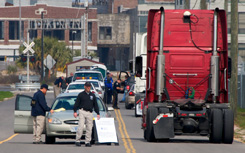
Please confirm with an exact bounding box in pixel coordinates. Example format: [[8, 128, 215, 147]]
[[65, 81, 98, 94], [125, 84, 135, 109], [76, 79, 104, 99], [14, 93, 111, 144], [72, 70, 105, 90], [133, 33, 147, 117], [136, 8, 234, 143]]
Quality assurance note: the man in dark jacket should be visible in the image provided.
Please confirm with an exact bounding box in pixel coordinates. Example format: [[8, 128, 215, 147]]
[[73, 82, 100, 147], [31, 84, 54, 144], [113, 79, 123, 109]]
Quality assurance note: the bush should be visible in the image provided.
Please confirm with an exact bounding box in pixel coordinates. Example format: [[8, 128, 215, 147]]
[[0, 74, 19, 84], [7, 65, 17, 74]]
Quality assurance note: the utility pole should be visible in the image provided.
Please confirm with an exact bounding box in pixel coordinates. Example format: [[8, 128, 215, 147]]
[[200, 0, 207, 10], [230, 0, 238, 116], [184, 0, 190, 9], [41, 12, 44, 82], [224, 0, 228, 16]]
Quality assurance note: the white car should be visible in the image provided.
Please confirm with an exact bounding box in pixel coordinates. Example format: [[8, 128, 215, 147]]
[[76, 79, 104, 100], [65, 81, 98, 95], [72, 70, 105, 90]]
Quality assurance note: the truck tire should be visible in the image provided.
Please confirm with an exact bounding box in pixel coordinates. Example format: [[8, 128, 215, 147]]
[[45, 135, 55, 144], [145, 107, 158, 142], [209, 109, 223, 143], [223, 109, 234, 144]]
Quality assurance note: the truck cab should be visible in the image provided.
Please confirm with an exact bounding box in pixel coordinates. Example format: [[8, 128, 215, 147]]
[[136, 8, 234, 144]]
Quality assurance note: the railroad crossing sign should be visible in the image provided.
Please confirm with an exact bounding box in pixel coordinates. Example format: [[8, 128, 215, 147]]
[[23, 41, 35, 54]]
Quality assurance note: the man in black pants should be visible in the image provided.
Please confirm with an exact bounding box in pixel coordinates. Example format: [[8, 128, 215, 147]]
[[73, 82, 100, 147], [113, 79, 123, 109]]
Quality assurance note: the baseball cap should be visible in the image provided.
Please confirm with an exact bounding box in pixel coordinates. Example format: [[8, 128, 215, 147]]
[[41, 84, 49, 90], [84, 82, 91, 87]]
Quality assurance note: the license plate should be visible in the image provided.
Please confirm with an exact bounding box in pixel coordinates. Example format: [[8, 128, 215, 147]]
[[70, 126, 78, 132]]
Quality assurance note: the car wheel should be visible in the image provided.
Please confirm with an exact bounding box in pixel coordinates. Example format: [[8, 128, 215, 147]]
[[125, 101, 131, 109], [209, 109, 223, 143], [145, 107, 158, 142], [45, 134, 55, 144], [223, 109, 234, 144]]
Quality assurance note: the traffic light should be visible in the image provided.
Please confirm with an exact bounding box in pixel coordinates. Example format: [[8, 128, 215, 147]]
[[20, 54, 27, 62], [30, 56, 36, 63]]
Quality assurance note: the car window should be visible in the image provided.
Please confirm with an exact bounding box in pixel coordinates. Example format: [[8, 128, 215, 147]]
[[74, 73, 103, 82], [52, 96, 77, 110], [15, 95, 32, 111]]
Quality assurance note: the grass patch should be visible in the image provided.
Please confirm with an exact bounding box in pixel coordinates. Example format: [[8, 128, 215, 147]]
[[0, 91, 14, 101], [235, 107, 245, 129]]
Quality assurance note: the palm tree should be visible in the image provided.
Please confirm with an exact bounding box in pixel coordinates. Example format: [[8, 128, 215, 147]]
[[17, 37, 72, 76]]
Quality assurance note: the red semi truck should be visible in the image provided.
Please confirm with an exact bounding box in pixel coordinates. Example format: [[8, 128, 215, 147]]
[[135, 7, 233, 143]]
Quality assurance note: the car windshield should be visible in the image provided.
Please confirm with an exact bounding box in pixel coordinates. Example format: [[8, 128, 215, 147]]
[[73, 72, 103, 82], [90, 81, 99, 88], [67, 84, 94, 90], [52, 96, 105, 111], [68, 84, 85, 90]]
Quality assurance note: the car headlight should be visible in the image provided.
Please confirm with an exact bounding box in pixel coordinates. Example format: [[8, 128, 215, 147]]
[[48, 117, 62, 124]]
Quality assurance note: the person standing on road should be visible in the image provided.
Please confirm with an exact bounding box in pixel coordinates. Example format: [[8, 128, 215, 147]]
[[73, 82, 100, 147], [53, 76, 64, 98], [104, 72, 113, 104], [113, 79, 123, 109], [120, 75, 129, 102], [31, 84, 54, 144]]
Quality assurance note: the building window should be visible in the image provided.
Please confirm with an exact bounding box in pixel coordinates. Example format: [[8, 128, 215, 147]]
[[44, 30, 65, 40], [9, 21, 23, 40], [99, 27, 112, 40], [88, 22, 92, 42], [69, 30, 81, 41], [29, 30, 37, 40], [0, 21, 4, 40], [239, 13, 245, 34]]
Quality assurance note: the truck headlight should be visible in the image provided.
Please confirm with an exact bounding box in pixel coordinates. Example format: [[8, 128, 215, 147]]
[[48, 118, 62, 124]]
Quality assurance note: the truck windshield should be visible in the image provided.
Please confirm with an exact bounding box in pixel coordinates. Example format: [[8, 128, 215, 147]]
[[73, 73, 103, 82]]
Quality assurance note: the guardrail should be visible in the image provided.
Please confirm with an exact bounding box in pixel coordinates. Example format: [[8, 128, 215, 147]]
[[19, 75, 40, 83], [15, 83, 40, 91]]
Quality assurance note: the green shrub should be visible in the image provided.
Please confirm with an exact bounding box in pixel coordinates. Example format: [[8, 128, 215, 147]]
[[7, 65, 17, 74]]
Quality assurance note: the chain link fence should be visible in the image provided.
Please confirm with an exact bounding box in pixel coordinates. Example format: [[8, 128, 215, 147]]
[[228, 62, 245, 109]]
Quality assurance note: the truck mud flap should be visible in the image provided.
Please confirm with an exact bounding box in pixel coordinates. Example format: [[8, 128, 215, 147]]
[[153, 116, 174, 139]]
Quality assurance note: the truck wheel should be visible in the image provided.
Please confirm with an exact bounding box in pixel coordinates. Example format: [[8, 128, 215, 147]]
[[145, 107, 158, 142], [209, 109, 223, 143], [223, 109, 234, 144], [45, 135, 55, 144]]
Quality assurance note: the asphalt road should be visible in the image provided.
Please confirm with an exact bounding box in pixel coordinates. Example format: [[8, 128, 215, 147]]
[[0, 91, 245, 153]]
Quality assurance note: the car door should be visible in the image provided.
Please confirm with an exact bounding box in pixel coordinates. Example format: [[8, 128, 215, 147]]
[[14, 94, 33, 133]]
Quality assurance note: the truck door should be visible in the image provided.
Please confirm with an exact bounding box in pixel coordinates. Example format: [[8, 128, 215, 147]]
[[14, 94, 33, 133]]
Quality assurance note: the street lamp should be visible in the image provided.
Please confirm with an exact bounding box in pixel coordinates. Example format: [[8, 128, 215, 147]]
[[72, 31, 77, 57], [41, 12, 44, 81]]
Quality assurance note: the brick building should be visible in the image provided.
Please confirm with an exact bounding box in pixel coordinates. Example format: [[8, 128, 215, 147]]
[[0, 3, 98, 61]]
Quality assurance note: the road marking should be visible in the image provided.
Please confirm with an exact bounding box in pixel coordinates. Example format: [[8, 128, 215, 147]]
[[115, 109, 136, 153], [0, 134, 19, 144]]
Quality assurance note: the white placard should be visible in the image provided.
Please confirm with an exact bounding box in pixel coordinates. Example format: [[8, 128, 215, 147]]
[[95, 118, 118, 143]]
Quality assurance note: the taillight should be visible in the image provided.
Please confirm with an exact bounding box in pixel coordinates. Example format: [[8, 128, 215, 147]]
[[126, 85, 130, 91], [92, 91, 95, 93], [96, 90, 102, 94], [129, 91, 134, 96]]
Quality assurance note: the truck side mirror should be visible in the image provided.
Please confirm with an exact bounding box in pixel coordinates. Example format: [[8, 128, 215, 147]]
[[228, 57, 231, 78], [135, 56, 143, 77]]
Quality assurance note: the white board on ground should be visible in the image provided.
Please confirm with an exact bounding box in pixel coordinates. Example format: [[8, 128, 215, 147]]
[[95, 118, 118, 143]]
